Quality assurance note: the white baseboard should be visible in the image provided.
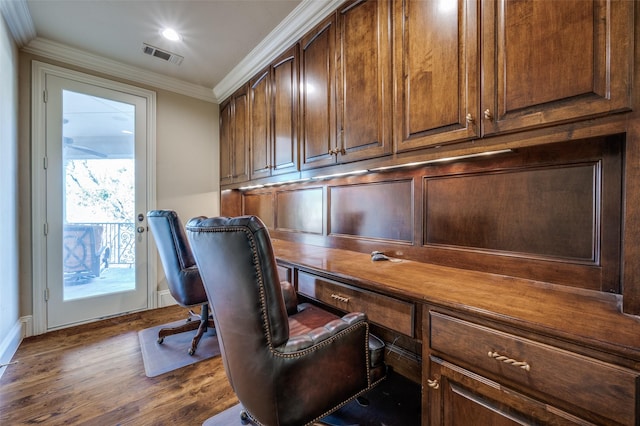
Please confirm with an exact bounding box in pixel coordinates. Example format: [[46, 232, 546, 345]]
[[21, 315, 33, 338], [0, 316, 29, 380], [157, 290, 177, 308]]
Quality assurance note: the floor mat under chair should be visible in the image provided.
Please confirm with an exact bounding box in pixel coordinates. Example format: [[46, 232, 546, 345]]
[[202, 369, 421, 426], [138, 319, 220, 377]]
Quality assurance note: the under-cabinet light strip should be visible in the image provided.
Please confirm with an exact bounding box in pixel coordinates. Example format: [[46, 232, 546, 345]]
[[236, 149, 513, 190], [367, 149, 513, 172]]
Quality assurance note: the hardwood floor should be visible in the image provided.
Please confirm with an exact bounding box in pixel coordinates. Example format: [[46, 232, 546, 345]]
[[0, 306, 237, 425]]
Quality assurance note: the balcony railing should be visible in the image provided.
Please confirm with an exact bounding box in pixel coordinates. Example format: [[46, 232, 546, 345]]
[[70, 222, 135, 267]]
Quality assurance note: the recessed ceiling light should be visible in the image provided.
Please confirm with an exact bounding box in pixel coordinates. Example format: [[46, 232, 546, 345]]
[[161, 28, 181, 41]]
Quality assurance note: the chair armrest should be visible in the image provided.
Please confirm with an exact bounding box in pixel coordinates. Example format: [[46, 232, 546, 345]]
[[280, 280, 299, 315], [280, 312, 366, 353]]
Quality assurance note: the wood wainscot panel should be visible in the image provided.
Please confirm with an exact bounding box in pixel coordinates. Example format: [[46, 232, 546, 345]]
[[220, 190, 242, 217], [329, 179, 413, 242], [276, 187, 324, 234], [426, 164, 598, 261], [422, 136, 622, 292], [243, 191, 274, 228]]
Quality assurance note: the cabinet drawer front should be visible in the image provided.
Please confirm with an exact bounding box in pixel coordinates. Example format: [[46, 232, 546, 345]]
[[298, 271, 414, 337], [430, 312, 638, 425]]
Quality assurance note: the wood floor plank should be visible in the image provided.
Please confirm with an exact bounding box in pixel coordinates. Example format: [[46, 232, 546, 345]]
[[0, 306, 237, 425]]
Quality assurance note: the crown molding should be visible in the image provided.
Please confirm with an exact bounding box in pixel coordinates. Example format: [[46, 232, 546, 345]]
[[7, 0, 346, 103], [213, 0, 347, 101], [22, 37, 217, 103], [0, 0, 36, 47]]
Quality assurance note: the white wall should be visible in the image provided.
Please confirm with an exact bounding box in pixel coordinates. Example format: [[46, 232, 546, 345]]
[[0, 11, 21, 378], [153, 90, 219, 296], [155, 90, 219, 222]]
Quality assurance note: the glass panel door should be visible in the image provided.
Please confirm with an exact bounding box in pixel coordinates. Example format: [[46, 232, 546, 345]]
[[45, 75, 149, 329]]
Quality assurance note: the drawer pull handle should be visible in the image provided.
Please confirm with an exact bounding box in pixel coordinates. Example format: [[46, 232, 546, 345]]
[[330, 294, 350, 303], [426, 379, 439, 389], [488, 351, 530, 371]]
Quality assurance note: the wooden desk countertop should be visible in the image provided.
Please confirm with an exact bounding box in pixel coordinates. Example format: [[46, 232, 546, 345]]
[[272, 239, 640, 363]]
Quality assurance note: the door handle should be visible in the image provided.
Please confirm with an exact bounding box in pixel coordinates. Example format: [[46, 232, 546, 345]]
[[137, 226, 145, 233]]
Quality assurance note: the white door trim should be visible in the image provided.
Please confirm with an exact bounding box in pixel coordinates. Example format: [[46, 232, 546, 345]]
[[31, 60, 157, 335]]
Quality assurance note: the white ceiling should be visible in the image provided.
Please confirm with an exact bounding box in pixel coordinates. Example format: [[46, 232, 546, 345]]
[[2, 0, 345, 102], [25, 0, 302, 90]]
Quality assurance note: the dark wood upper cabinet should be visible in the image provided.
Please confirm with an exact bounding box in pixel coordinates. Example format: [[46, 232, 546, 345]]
[[249, 46, 299, 180], [271, 47, 299, 176], [300, 14, 337, 170], [336, 0, 392, 162], [219, 99, 233, 185], [481, 0, 633, 136], [224, 0, 634, 182], [249, 69, 271, 180], [394, 0, 479, 152], [220, 84, 249, 185], [301, 0, 392, 170]]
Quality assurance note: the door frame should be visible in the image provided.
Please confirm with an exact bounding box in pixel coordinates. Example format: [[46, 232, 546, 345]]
[[31, 61, 157, 335]]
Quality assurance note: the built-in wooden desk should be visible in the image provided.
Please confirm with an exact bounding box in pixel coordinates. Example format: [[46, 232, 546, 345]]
[[272, 239, 640, 425]]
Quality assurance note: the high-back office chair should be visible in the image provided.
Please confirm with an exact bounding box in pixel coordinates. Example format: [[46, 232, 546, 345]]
[[147, 210, 215, 355], [187, 215, 386, 426]]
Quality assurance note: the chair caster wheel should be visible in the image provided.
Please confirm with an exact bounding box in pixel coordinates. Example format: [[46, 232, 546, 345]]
[[356, 396, 369, 407], [240, 410, 250, 425], [188, 347, 195, 356], [157, 337, 164, 344]]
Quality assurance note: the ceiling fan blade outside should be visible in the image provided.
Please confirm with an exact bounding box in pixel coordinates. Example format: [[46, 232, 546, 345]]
[[63, 136, 108, 158], [65, 144, 108, 158]]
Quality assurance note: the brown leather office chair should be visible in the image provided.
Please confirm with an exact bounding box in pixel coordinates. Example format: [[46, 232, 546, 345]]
[[147, 210, 215, 355], [186, 215, 386, 426]]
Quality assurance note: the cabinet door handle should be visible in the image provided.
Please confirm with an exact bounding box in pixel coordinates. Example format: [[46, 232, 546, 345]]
[[483, 108, 493, 120], [427, 378, 439, 389], [488, 351, 530, 371], [328, 148, 335, 156], [466, 113, 474, 124], [330, 293, 350, 303]]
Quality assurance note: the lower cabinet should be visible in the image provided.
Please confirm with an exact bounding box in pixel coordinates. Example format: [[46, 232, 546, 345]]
[[295, 269, 422, 383], [424, 309, 639, 425], [427, 357, 599, 425], [276, 262, 293, 285], [278, 261, 640, 425], [297, 270, 415, 337]]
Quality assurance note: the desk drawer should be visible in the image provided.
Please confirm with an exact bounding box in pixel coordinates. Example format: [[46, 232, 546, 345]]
[[298, 271, 415, 337], [430, 311, 639, 425]]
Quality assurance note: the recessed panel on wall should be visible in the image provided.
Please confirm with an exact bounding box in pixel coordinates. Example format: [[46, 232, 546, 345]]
[[330, 180, 413, 242], [243, 192, 274, 229], [425, 163, 599, 262], [276, 187, 323, 234]]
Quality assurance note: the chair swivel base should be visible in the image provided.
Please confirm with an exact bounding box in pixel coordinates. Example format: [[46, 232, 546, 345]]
[[157, 312, 215, 355]]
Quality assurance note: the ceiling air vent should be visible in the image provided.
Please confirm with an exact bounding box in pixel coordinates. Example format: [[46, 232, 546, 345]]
[[141, 43, 184, 65]]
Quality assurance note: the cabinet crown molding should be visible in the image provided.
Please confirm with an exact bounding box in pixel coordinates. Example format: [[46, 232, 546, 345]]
[[213, 0, 347, 102]]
